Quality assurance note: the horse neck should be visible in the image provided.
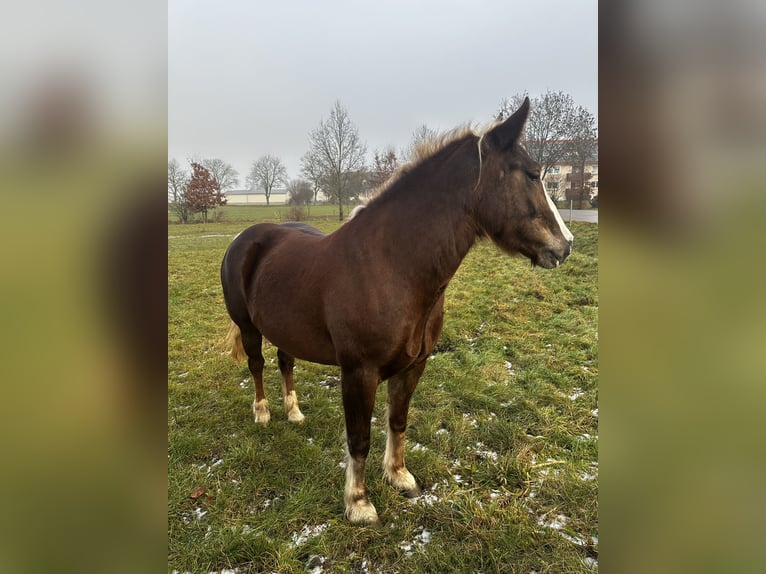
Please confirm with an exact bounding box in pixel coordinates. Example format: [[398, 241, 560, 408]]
[[360, 137, 481, 290]]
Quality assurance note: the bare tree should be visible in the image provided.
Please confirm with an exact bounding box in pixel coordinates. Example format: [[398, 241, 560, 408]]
[[566, 106, 598, 209], [369, 146, 399, 192], [306, 101, 367, 220], [497, 90, 578, 179], [286, 179, 314, 206], [201, 158, 239, 194], [544, 173, 565, 204], [168, 158, 190, 223], [247, 155, 287, 206], [403, 124, 437, 162], [300, 149, 327, 205]]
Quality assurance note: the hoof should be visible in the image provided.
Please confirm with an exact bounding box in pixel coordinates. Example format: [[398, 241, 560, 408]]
[[401, 486, 421, 499], [345, 500, 380, 526], [287, 408, 305, 424], [385, 467, 420, 496], [253, 399, 270, 426]]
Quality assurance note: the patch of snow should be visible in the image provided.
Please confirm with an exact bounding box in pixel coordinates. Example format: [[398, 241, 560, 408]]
[[198, 457, 224, 477], [536, 512, 594, 549], [584, 557, 598, 569], [399, 525, 432, 557], [411, 442, 429, 452], [414, 492, 440, 506], [239, 377, 250, 388], [579, 468, 598, 481], [435, 428, 449, 436], [569, 388, 585, 400], [193, 507, 207, 520], [318, 375, 340, 389], [472, 442, 499, 462], [538, 513, 568, 531], [290, 522, 329, 547], [560, 531, 589, 546], [462, 413, 478, 428], [307, 555, 328, 574]]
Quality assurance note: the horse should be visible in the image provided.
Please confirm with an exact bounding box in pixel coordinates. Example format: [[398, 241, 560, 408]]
[[220, 98, 573, 525]]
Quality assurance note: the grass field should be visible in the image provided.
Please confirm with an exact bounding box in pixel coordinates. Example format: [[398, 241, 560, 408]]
[[169, 204, 356, 224], [168, 215, 598, 573]]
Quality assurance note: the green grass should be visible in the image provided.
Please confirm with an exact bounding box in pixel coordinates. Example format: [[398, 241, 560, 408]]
[[168, 216, 598, 573], [169, 204, 357, 224]]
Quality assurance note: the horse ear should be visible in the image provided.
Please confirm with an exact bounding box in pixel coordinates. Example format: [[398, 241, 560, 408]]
[[486, 96, 530, 150]]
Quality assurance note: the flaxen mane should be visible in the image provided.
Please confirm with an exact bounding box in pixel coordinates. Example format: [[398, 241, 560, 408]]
[[347, 122, 501, 221]]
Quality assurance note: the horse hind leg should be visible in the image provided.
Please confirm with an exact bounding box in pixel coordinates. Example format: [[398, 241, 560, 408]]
[[237, 325, 270, 425], [383, 360, 426, 498], [277, 349, 305, 423]]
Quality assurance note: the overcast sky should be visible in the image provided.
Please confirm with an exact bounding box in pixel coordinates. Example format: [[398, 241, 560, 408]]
[[169, 0, 597, 185]]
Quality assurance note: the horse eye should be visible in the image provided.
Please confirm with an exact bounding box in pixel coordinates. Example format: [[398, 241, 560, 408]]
[[526, 172, 540, 182]]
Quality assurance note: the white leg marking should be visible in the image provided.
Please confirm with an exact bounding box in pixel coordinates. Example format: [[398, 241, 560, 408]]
[[383, 429, 419, 494], [253, 398, 270, 425], [542, 182, 574, 242], [344, 450, 379, 525], [283, 390, 305, 423]]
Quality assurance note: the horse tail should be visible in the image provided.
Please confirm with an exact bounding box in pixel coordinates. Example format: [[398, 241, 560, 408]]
[[224, 320, 247, 364]]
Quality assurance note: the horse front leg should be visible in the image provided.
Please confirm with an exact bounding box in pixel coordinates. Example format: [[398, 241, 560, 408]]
[[383, 360, 426, 498], [277, 349, 305, 423], [341, 365, 380, 525]]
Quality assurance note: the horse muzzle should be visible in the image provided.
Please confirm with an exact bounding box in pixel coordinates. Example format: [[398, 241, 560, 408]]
[[535, 239, 572, 269]]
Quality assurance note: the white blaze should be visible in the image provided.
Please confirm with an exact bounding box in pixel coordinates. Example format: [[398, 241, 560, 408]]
[[542, 181, 574, 243]]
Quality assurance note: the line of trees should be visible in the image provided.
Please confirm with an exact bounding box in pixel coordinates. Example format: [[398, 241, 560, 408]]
[[169, 91, 597, 222]]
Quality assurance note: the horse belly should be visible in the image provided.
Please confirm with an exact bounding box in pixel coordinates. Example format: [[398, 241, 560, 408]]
[[250, 285, 338, 366]]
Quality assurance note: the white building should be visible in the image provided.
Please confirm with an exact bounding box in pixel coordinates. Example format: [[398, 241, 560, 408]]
[[224, 188, 289, 205]]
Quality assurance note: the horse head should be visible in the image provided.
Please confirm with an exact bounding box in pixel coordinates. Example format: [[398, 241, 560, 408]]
[[473, 97, 573, 268]]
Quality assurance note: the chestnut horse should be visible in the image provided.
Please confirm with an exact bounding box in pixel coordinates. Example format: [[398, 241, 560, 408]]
[[221, 98, 573, 525]]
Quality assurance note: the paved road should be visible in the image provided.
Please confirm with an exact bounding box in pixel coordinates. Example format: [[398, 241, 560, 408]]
[[557, 209, 598, 224]]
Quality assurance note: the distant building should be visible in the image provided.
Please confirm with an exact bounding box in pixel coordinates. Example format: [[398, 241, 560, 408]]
[[224, 188, 289, 205], [540, 140, 598, 205], [223, 188, 329, 206]]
